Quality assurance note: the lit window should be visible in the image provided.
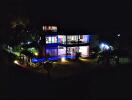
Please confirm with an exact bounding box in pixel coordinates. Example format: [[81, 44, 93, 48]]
[[46, 36, 57, 44], [67, 35, 78, 44], [79, 35, 90, 43], [58, 35, 66, 44]]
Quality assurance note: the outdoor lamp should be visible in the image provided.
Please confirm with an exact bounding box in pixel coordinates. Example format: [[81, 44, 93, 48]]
[[61, 57, 66, 62]]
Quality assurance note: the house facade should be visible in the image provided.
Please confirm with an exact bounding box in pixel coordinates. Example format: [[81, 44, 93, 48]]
[[36, 26, 99, 60]]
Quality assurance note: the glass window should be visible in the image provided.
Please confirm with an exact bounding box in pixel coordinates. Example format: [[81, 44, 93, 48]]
[[46, 47, 58, 56], [58, 46, 66, 56], [67, 47, 79, 56], [46, 36, 57, 44], [58, 35, 66, 44], [79, 46, 89, 57], [67, 35, 78, 44], [52, 36, 57, 43], [46, 37, 52, 43], [79, 35, 90, 44]]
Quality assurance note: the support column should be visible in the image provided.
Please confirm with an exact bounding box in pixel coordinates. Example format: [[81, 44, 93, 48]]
[[78, 35, 79, 52], [66, 35, 67, 57], [57, 35, 58, 56]]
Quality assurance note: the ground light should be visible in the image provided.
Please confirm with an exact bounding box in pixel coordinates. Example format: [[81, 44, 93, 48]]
[[60, 57, 69, 64], [53, 62, 58, 64], [79, 58, 90, 62], [34, 52, 38, 56], [14, 60, 19, 65], [61, 57, 66, 62]]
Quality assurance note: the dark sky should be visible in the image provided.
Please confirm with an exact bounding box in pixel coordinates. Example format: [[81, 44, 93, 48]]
[[0, 0, 132, 32]]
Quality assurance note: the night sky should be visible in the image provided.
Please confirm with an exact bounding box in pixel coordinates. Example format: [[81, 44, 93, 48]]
[[0, 0, 132, 32]]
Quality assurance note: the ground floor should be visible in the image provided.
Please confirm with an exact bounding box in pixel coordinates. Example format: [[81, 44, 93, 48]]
[[45, 45, 90, 58]]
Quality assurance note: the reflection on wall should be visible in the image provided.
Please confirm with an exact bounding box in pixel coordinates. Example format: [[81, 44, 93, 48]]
[[67, 35, 78, 44], [58, 46, 66, 56], [58, 35, 66, 44], [46, 36, 57, 44], [79, 46, 89, 57]]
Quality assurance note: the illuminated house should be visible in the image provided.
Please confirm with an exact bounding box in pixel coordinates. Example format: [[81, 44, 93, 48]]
[[35, 26, 98, 61]]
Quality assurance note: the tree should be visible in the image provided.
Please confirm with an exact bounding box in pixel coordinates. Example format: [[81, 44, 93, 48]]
[[7, 17, 35, 47]]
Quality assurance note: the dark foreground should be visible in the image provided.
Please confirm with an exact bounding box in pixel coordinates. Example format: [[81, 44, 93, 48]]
[[1, 63, 132, 99], [0, 50, 132, 99]]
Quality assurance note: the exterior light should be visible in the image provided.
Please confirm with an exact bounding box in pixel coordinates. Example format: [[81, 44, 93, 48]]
[[61, 57, 66, 62], [14, 60, 19, 65], [79, 58, 89, 62], [34, 52, 38, 56], [27, 41, 31, 44], [117, 34, 120, 37], [100, 43, 110, 51], [105, 45, 109, 50], [100, 43, 105, 49]]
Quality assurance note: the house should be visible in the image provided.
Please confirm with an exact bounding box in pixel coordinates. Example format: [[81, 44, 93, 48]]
[[35, 26, 99, 61]]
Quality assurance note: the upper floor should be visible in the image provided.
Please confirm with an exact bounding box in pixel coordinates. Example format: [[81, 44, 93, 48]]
[[45, 35, 91, 45]]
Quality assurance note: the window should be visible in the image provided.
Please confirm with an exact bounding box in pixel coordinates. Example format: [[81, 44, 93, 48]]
[[58, 46, 66, 56], [67, 35, 78, 44], [46, 47, 58, 56], [67, 47, 79, 56], [79, 46, 89, 57], [46, 37, 52, 44], [79, 35, 90, 44], [46, 36, 57, 44], [58, 35, 66, 44]]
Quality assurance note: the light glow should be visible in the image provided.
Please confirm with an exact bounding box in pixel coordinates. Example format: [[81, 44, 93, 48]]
[[14, 60, 19, 65], [34, 52, 38, 56], [79, 46, 89, 57], [100, 43, 110, 50], [61, 57, 66, 62], [79, 58, 90, 62], [27, 41, 31, 44], [43, 26, 57, 32], [117, 34, 120, 37]]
